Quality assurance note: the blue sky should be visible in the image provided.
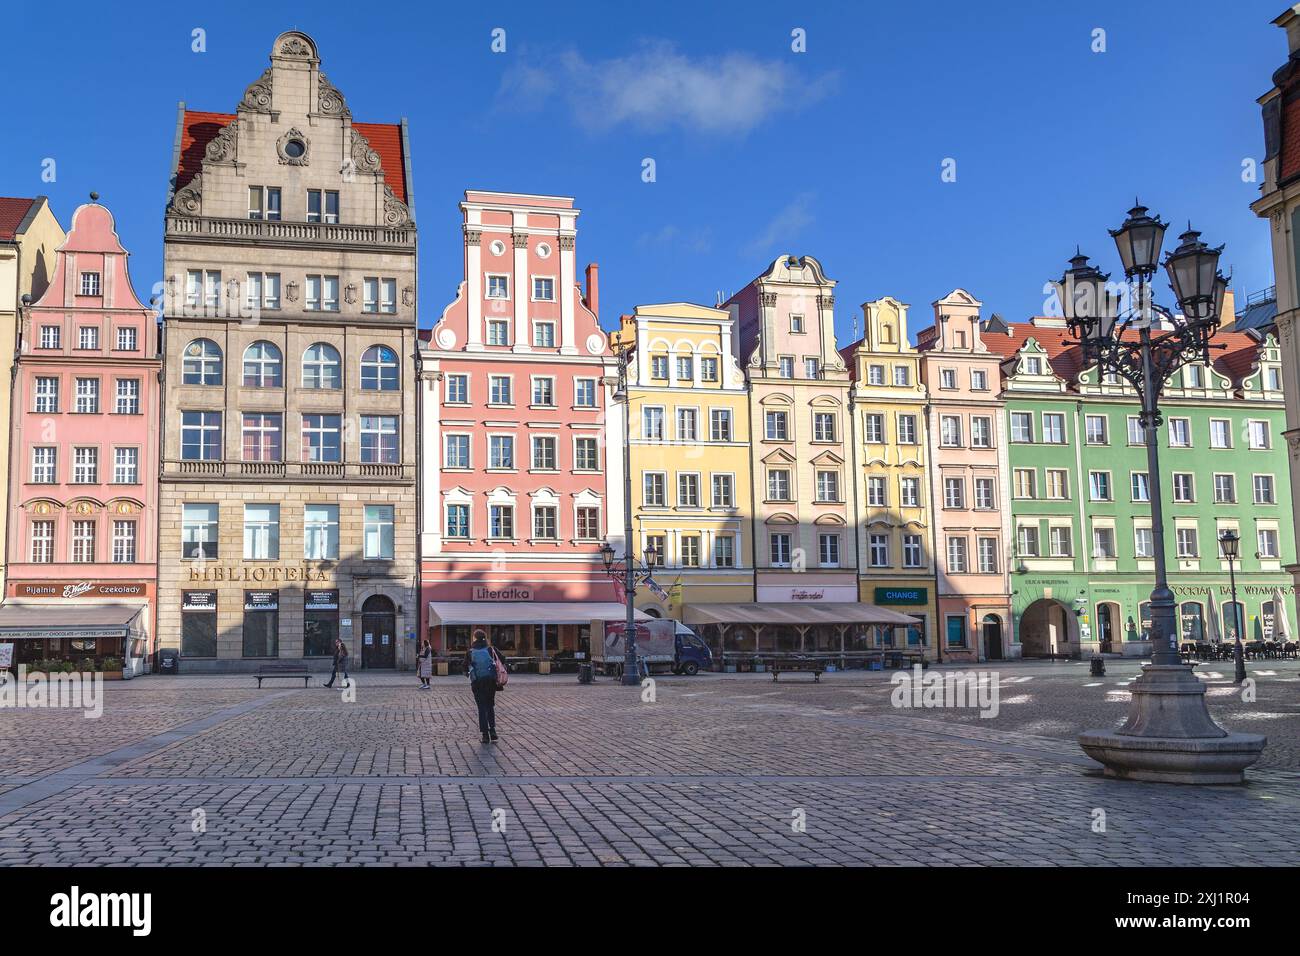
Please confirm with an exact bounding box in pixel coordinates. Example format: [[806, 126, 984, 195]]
[[2, 0, 1284, 343]]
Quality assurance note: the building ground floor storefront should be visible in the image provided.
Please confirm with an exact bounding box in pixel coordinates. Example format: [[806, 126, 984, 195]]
[[859, 578, 936, 661], [1012, 573, 1297, 660], [936, 594, 1014, 663], [0, 578, 153, 677], [157, 567, 416, 673]]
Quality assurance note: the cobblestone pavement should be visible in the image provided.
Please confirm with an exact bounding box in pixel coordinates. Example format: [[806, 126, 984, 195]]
[[0, 659, 1297, 866]]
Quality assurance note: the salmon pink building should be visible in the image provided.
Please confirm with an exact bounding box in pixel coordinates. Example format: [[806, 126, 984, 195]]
[[0, 198, 160, 675], [417, 191, 627, 661]]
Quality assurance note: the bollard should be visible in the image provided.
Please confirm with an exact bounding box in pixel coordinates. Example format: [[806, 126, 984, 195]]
[[1089, 655, 1105, 677]]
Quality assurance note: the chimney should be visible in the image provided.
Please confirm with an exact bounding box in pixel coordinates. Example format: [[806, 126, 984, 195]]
[[1221, 288, 1237, 323], [584, 263, 599, 318], [1281, 4, 1300, 53]]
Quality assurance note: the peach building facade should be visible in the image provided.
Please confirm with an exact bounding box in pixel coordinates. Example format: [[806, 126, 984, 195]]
[[1, 200, 160, 674], [917, 290, 1013, 661], [418, 191, 624, 660]]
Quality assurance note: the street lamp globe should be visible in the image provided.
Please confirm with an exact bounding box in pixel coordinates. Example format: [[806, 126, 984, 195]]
[[1056, 250, 1119, 355], [1163, 226, 1226, 324], [599, 542, 615, 572], [643, 542, 658, 565], [1109, 201, 1168, 279]]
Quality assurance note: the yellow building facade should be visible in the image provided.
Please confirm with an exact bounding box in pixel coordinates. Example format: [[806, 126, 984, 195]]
[[845, 296, 937, 656], [0, 196, 64, 596], [620, 303, 754, 620]]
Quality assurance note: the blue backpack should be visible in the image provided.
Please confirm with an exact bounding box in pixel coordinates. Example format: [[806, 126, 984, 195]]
[[470, 646, 496, 681]]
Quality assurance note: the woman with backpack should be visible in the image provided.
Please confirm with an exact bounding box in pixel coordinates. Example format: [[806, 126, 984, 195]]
[[465, 629, 505, 743], [416, 638, 433, 689]]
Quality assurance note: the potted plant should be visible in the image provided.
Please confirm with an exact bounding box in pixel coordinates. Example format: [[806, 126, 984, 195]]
[[99, 656, 124, 680]]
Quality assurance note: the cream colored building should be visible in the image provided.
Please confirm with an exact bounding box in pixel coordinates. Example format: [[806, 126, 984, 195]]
[[157, 32, 418, 672], [0, 196, 64, 596], [844, 296, 937, 655], [618, 303, 754, 623]]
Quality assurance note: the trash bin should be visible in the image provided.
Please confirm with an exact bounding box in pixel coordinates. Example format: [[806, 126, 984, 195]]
[[577, 662, 594, 684], [1089, 655, 1105, 677], [157, 648, 179, 675]]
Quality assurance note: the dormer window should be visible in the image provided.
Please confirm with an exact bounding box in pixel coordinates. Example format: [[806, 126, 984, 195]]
[[953, 329, 966, 348], [1025, 357, 1042, 375], [80, 272, 101, 296]]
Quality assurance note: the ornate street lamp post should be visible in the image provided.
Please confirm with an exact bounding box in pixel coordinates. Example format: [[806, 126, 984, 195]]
[[1218, 530, 1247, 686], [1064, 203, 1265, 783]]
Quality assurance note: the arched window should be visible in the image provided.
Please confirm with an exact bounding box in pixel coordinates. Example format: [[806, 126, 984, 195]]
[[1180, 601, 1204, 643], [242, 341, 282, 388], [182, 339, 223, 386], [361, 345, 399, 391], [302, 343, 341, 389]]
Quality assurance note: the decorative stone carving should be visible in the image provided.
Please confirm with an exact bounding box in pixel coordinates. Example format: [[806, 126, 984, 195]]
[[557, 235, 576, 251], [436, 326, 457, 349], [349, 128, 381, 173], [402, 286, 415, 307], [285, 281, 299, 304], [464, 229, 482, 247], [344, 283, 358, 305], [204, 120, 239, 163], [585, 333, 606, 356], [817, 295, 835, 309], [383, 186, 413, 227], [318, 72, 351, 118], [279, 34, 315, 58], [170, 174, 203, 216], [276, 128, 309, 166], [761, 292, 778, 307], [240, 69, 273, 113]]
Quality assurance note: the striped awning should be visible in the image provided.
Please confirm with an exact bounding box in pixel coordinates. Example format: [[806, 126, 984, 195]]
[[683, 602, 918, 627]]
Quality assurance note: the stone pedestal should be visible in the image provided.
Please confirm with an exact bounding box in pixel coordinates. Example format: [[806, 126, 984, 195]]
[[1078, 664, 1265, 784]]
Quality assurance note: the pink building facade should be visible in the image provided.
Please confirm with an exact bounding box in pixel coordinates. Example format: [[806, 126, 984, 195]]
[[417, 191, 624, 662], [917, 289, 1013, 662], [1, 200, 161, 674]]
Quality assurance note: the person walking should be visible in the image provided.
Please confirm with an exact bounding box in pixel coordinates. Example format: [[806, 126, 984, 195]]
[[324, 637, 350, 689], [466, 629, 503, 743], [417, 638, 433, 689]]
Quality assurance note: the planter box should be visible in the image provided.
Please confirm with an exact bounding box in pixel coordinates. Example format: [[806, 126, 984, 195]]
[[538, 661, 552, 675], [724, 664, 738, 673], [435, 661, 449, 677], [102, 671, 124, 681]]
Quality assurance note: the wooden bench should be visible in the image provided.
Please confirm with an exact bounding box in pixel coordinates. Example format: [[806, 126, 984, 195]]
[[767, 657, 825, 682], [255, 663, 311, 688]]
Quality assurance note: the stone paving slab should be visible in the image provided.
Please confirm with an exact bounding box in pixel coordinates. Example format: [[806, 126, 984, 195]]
[[0, 661, 1297, 866]]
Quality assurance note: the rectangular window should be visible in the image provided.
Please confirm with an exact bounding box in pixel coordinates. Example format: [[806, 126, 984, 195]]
[[1213, 474, 1236, 504], [970, 369, 988, 390], [111, 520, 137, 563], [1017, 525, 1040, 557], [900, 477, 920, 508], [444, 434, 470, 469], [1010, 412, 1034, 443], [73, 446, 98, 484], [1127, 416, 1145, 446], [678, 535, 701, 568], [533, 505, 558, 541], [1089, 471, 1111, 501], [486, 274, 509, 299], [1134, 527, 1154, 559], [642, 407, 665, 440], [303, 590, 339, 658], [867, 476, 888, 507], [677, 473, 700, 507], [243, 504, 280, 560], [242, 590, 279, 658], [1093, 527, 1116, 559], [576, 507, 601, 541], [790, 314, 804, 333], [364, 505, 395, 558], [1184, 364, 1204, 388], [943, 477, 965, 509], [813, 412, 836, 442], [770, 533, 792, 567], [74, 378, 99, 413], [804, 358, 820, 379], [778, 357, 794, 378], [531, 377, 555, 407], [818, 533, 841, 568], [710, 409, 732, 442], [34, 377, 58, 413], [532, 276, 555, 301], [72, 520, 96, 563], [182, 503, 218, 559], [532, 321, 555, 347], [1176, 527, 1198, 558], [241, 413, 282, 462], [360, 416, 398, 464], [644, 536, 666, 566], [112, 379, 139, 415], [575, 437, 599, 471], [897, 414, 917, 444], [30, 520, 54, 562], [181, 411, 222, 461], [574, 378, 596, 407], [677, 357, 694, 381], [1042, 413, 1066, 444], [306, 189, 339, 224], [531, 435, 557, 470], [488, 375, 512, 405], [894, 366, 910, 386], [304, 504, 339, 559], [113, 447, 138, 484], [39, 326, 60, 349], [978, 537, 998, 573], [488, 434, 514, 470], [1172, 473, 1194, 503], [1045, 469, 1068, 499], [765, 411, 788, 441], [650, 356, 668, 379], [869, 533, 889, 568], [815, 471, 840, 503], [863, 413, 885, 444], [767, 469, 791, 501], [487, 505, 513, 541], [903, 534, 923, 568], [711, 473, 734, 508], [300, 414, 342, 463], [940, 416, 962, 447], [713, 535, 735, 568], [947, 536, 968, 573], [643, 473, 666, 507], [80, 272, 101, 296], [1169, 418, 1192, 447], [116, 327, 138, 351], [78, 326, 99, 350], [1014, 468, 1036, 499], [1085, 415, 1108, 444], [1131, 472, 1150, 502], [444, 503, 470, 540], [1248, 421, 1271, 450], [1049, 526, 1073, 557], [971, 417, 992, 448], [1209, 419, 1231, 449], [1258, 528, 1280, 559], [486, 320, 510, 346], [940, 369, 957, 389], [1254, 474, 1276, 504], [444, 374, 469, 404], [975, 478, 995, 510], [677, 408, 698, 441]]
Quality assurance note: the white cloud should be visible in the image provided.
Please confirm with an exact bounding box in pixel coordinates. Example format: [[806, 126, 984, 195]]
[[745, 192, 816, 256], [498, 42, 835, 135]]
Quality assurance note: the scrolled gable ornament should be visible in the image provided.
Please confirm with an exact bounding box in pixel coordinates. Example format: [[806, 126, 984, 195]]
[[349, 128, 381, 173], [204, 120, 239, 164], [383, 186, 413, 227], [170, 174, 203, 217], [239, 69, 273, 113], [278, 35, 315, 58], [318, 72, 351, 118]]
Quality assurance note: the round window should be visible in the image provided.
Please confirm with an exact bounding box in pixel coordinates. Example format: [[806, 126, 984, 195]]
[[489, 239, 506, 256], [536, 242, 552, 259], [284, 139, 306, 158]]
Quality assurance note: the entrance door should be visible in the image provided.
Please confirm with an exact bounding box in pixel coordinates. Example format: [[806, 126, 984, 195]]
[[360, 595, 396, 669], [1098, 603, 1115, 654], [982, 614, 1003, 661]]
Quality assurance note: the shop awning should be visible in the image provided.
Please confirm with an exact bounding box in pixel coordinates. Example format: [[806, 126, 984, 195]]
[[683, 602, 919, 628], [428, 602, 653, 626], [0, 602, 146, 639]]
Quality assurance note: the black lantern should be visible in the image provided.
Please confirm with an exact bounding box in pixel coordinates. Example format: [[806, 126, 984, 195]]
[[1218, 529, 1240, 561], [1163, 226, 1225, 323], [599, 542, 615, 572], [1109, 201, 1168, 278], [643, 542, 659, 566], [1056, 250, 1119, 353]]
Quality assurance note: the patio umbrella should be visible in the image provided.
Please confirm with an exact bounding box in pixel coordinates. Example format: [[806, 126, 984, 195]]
[[1272, 588, 1293, 643], [1204, 591, 1222, 645]]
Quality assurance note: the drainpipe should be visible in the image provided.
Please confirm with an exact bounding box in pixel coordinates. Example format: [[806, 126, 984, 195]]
[[924, 401, 942, 664]]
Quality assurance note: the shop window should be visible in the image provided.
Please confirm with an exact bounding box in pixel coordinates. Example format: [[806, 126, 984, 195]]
[[182, 591, 217, 657], [242, 590, 279, 657], [446, 625, 472, 652], [490, 624, 516, 651], [304, 589, 339, 657]]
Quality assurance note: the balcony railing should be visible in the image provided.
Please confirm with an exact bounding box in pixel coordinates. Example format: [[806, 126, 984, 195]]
[[164, 460, 414, 481], [165, 215, 415, 249]]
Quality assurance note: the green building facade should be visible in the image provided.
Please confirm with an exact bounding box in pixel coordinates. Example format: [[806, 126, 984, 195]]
[[985, 316, 1295, 658]]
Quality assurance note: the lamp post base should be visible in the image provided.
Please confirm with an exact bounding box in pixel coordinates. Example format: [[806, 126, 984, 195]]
[[1078, 664, 1265, 785]]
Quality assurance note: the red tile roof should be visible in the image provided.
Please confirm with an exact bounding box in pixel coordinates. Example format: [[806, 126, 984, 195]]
[[983, 319, 1269, 389], [0, 197, 38, 241], [174, 111, 408, 205]]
